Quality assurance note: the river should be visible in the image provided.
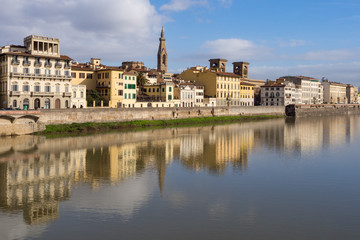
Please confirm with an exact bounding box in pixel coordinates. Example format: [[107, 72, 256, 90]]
[[1, 115, 360, 240]]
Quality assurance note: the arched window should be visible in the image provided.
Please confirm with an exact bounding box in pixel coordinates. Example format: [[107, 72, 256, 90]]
[[276, 92, 280, 97], [23, 98, 29, 110], [13, 100, 17, 108], [270, 92, 275, 98], [65, 100, 69, 108]]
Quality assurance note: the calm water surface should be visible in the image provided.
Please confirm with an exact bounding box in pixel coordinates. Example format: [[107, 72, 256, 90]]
[[1, 116, 360, 240]]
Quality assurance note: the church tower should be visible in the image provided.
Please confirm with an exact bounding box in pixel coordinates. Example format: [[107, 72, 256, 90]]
[[157, 27, 167, 73]]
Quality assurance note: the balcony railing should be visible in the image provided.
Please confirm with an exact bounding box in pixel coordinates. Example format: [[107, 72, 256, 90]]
[[44, 63, 52, 68], [64, 64, 71, 69], [11, 60, 20, 65], [97, 84, 111, 88], [10, 91, 21, 96], [55, 63, 62, 68], [63, 92, 72, 97], [34, 62, 42, 67], [10, 72, 72, 79], [23, 61, 31, 66], [31, 91, 54, 97]]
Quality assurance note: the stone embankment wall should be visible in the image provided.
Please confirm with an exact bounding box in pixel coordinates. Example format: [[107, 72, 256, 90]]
[[39, 106, 285, 125], [286, 104, 360, 117]]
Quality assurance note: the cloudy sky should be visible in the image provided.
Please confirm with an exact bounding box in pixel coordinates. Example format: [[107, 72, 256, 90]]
[[1, 0, 360, 84]]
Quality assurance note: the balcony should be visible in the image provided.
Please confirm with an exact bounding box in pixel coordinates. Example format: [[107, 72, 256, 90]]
[[55, 62, 62, 68], [10, 91, 21, 96], [44, 63, 52, 68], [11, 60, 20, 65], [63, 92, 72, 97], [23, 61, 31, 66], [34, 61, 42, 67], [97, 84, 111, 89], [64, 64, 71, 69], [31, 91, 54, 97]]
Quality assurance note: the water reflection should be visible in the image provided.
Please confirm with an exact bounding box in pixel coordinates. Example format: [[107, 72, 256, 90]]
[[0, 115, 360, 229]]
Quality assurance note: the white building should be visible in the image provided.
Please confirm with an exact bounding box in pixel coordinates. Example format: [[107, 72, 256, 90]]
[[71, 85, 87, 108], [278, 76, 323, 104], [261, 81, 301, 106], [179, 82, 204, 107], [0, 35, 72, 109]]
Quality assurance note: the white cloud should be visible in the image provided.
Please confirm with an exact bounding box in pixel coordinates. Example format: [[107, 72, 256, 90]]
[[0, 0, 166, 63], [202, 38, 273, 61], [160, 0, 208, 12], [297, 49, 359, 61], [217, 0, 232, 7]]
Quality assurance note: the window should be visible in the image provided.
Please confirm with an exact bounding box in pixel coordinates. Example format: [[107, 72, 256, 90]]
[[81, 92, 84, 98], [35, 69, 41, 75], [157, 88, 159, 92], [73, 91, 76, 98], [162, 88, 165, 92], [55, 70, 61, 75], [35, 85, 40, 92], [98, 73, 101, 79], [124, 93, 127, 99], [12, 85, 18, 91], [45, 69, 51, 75], [45, 86, 51, 92], [65, 85, 69, 92], [169, 87, 172, 92], [119, 73, 123, 79], [72, 72, 76, 78], [80, 73, 85, 78], [125, 76, 127, 80], [87, 74, 92, 79], [125, 84, 128, 89], [23, 85, 30, 92], [13, 67, 17, 73], [168, 95, 172, 100], [105, 73, 109, 78], [23, 68, 29, 74], [118, 90, 123, 96], [132, 94, 136, 99], [153, 88, 155, 92], [56, 85, 60, 92], [13, 100, 17, 108]]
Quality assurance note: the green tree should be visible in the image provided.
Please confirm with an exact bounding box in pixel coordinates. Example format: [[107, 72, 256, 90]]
[[137, 72, 148, 95], [86, 90, 105, 107]]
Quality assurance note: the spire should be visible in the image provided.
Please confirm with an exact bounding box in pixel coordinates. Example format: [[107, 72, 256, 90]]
[[157, 27, 167, 73], [161, 26, 164, 38]]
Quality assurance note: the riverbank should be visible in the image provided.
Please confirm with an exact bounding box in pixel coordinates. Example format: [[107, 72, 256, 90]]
[[41, 115, 283, 136]]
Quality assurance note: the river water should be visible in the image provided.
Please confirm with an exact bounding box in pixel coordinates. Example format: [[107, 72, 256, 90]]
[[1, 116, 360, 240]]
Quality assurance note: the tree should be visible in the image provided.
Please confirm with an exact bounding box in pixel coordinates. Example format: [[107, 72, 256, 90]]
[[86, 90, 105, 107], [137, 72, 148, 95]]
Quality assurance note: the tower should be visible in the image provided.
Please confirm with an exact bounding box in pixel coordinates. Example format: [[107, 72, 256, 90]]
[[157, 27, 167, 73], [233, 62, 250, 79], [209, 58, 227, 72]]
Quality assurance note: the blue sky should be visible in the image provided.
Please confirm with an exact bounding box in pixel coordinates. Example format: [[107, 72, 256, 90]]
[[0, 0, 359, 84]]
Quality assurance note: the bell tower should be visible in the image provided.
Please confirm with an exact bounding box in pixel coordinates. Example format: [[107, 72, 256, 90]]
[[157, 27, 167, 73], [209, 58, 227, 72], [233, 62, 249, 79]]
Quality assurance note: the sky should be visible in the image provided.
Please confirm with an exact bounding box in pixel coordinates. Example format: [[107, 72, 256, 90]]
[[0, 0, 360, 84]]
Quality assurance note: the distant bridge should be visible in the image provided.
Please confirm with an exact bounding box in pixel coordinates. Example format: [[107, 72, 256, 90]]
[[0, 110, 44, 135]]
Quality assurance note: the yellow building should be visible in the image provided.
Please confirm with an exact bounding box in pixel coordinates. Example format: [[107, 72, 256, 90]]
[[240, 82, 255, 106], [142, 82, 174, 102], [179, 59, 254, 106], [71, 58, 137, 108]]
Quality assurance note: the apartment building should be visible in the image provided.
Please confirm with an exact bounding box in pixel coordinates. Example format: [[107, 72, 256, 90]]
[[261, 81, 301, 106], [322, 80, 347, 104], [278, 76, 323, 104], [176, 82, 204, 107], [0, 35, 72, 109]]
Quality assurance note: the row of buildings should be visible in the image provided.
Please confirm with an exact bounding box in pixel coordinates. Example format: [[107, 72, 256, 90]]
[[0, 30, 358, 110], [260, 77, 359, 106]]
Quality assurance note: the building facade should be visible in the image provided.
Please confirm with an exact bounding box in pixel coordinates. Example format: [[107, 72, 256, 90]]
[[278, 76, 323, 104], [71, 85, 87, 108], [0, 35, 72, 109], [178, 82, 204, 107], [261, 82, 300, 106], [322, 80, 347, 104]]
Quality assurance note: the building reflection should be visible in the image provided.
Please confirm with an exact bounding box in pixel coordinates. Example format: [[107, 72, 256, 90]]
[[1, 115, 360, 225], [0, 149, 86, 225]]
